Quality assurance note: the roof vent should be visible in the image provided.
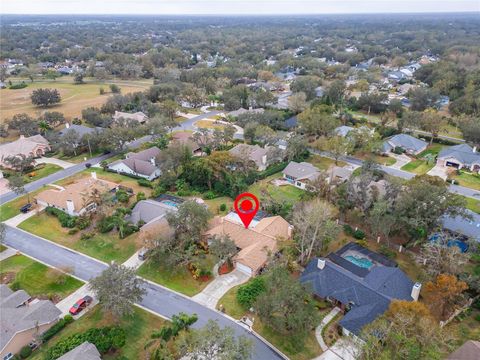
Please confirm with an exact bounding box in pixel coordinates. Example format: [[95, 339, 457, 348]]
[[317, 259, 326, 270]]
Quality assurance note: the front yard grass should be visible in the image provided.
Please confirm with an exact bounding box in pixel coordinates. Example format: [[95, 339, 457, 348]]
[[464, 197, 480, 214], [354, 152, 396, 166], [401, 159, 435, 175], [452, 171, 480, 191], [137, 254, 216, 297], [194, 119, 225, 130], [217, 284, 323, 360], [21, 164, 63, 183], [0, 254, 82, 301], [29, 306, 166, 360], [57, 150, 104, 163], [0, 244, 6, 252], [307, 154, 346, 170], [18, 212, 139, 263], [0, 189, 42, 221]]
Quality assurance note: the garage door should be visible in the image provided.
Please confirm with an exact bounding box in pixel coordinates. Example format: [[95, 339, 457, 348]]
[[236, 262, 253, 276]]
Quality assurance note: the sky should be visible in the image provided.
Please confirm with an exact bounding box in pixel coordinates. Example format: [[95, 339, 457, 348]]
[[2, 0, 479, 15]]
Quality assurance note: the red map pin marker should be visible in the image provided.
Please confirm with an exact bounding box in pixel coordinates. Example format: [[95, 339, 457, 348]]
[[234, 192, 259, 229]]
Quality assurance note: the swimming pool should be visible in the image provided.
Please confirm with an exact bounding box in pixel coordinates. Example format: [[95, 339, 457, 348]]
[[345, 255, 373, 269], [161, 200, 179, 207]]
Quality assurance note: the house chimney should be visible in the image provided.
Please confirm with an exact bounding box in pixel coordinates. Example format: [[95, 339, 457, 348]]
[[473, 146, 477, 153], [66, 200, 75, 216], [261, 154, 267, 165], [65, 123, 70, 129], [411, 282, 421, 301], [91, 171, 97, 180], [317, 259, 326, 270], [150, 157, 155, 166], [287, 225, 293, 238]]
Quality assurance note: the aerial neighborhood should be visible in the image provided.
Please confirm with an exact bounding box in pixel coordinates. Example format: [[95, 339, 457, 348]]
[[0, 8, 479, 360]]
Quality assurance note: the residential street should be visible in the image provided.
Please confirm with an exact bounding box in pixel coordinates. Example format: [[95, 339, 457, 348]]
[[3, 225, 285, 360]]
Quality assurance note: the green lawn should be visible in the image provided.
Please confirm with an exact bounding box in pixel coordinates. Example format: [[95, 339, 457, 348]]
[[453, 171, 480, 191], [0, 255, 82, 301], [354, 152, 396, 166], [248, 173, 304, 205], [17, 164, 63, 183], [465, 197, 480, 214], [0, 189, 42, 222], [30, 306, 166, 360], [137, 254, 216, 297], [18, 212, 138, 263], [401, 159, 435, 175], [418, 143, 444, 158], [217, 283, 323, 360], [58, 150, 104, 164], [0, 244, 7, 252], [307, 154, 346, 170], [204, 196, 234, 215]]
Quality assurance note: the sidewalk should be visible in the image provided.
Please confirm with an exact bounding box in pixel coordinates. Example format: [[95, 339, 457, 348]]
[[122, 249, 145, 270], [192, 269, 250, 309], [0, 247, 17, 261], [315, 307, 342, 351]]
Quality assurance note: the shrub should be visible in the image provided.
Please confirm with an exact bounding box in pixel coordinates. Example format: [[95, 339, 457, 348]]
[[80, 232, 95, 241], [137, 178, 153, 188], [44, 326, 126, 360], [343, 224, 354, 236], [136, 192, 146, 202], [97, 216, 115, 233], [19, 346, 31, 359], [219, 203, 227, 212], [110, 84, 121, 93], [379, 245, 397, 259], [475, 314, 480, 322], [393, 146, 405, 154], [9, 82, 28, 89], [203, 191, 216, 200], [46, 207, 76, 228], [68, 228, 78, 235], [258, 162, 288, 180], [237, 277, 266, 309], [116, 189, 129, 203], [75, 216, 90, 230], [41, 316, 73, 342], [473, 298, 480, 310], [99, 87, 105, 95], [353, 229, 366, 240]]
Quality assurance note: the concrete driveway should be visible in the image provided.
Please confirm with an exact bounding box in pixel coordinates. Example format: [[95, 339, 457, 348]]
[[387, 153, 410, 170], [36, 157, 75, 169], [427, 164, 449, 180], [314, 339, 359, 360], [192, 269, 250, 309]]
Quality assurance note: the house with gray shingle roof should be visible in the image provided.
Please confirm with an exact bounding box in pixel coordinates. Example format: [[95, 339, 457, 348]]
[[381, 133, 428, 155], [57, 342, 101, 360], [1, 285, 61, 359], [282, 161, 321, 190], [437, 144, 480, 173], [108, 147, 161, 180], [441, 209, 480, 242], [300, 243, 418, 337]]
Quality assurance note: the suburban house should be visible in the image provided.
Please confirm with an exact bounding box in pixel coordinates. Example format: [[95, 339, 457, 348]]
[[381, 134, 428, 155], [35, 172, 119, 216], [441, 209, 480, 242], [127, 197, 179, 235], [108, 147, 161, 180], [334, 125, 355, 137], [171, 131, 203, 156], [327, 166, 353, 184], [57, 342, 101, 360], [228, 107, 265, 118], [58, 124, 104, 147], [206, 212, 293, 276], [300, 243, 418, 338], [0, 285, 61, 359], [447, 340, 480, 360], [437, 144, 480, 173], [0, 135, 50, 168], [282, 161, 321, 190], [112, 111, 148, 124], [229, 144, 281, 171]]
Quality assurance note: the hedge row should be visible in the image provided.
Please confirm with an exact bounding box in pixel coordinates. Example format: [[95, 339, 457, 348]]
[[44, 326, 126, 360], [41, 315, 74, 342], [237, 277, 266, 309], [46, 207, 77, 228]]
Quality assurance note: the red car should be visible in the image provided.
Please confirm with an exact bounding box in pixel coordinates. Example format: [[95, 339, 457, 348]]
[[69, 295, 93, 315]]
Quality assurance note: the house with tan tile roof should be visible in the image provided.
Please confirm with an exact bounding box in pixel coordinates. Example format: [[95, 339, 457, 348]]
[[113, 111, 148, 124], [35, 172, 119, 216], [0, 135, 50, 168], [205, 213, 292, 276], [229, 144, 283, 171]]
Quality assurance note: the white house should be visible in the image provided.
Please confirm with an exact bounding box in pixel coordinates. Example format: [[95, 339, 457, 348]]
[[108, 147, 161, 180], [282, 161, 321, 190]]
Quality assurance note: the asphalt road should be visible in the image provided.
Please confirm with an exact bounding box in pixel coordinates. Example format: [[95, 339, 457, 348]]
[[3, 225, 284, 360]]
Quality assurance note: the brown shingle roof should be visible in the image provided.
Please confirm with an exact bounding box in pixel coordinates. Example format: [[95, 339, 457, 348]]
[[206, 216, 291, 273]]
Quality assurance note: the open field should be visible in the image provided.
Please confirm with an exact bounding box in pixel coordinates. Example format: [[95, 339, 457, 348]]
[[1, 77, 152, 123], [30, 306, 166, 360], [0, 254, 82, 301]]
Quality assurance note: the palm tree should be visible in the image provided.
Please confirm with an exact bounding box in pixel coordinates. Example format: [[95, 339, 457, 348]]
[[38, 120, 50, 135]]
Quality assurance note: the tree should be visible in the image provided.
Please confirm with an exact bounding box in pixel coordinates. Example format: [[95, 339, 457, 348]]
[[179, 320, 253, 360], [255, 266, 318, 343], [253, 90, 275, 108], [288, 92, 308, 114], [73, 72, 84, 84], [157, 142, 192, 177], [368, 199, 396, 244], [297, 105, 339, 137], [209, 234, 237, 264], [291, 76, 320, 101], [89, 263, 146, 318], [420, 110, 443, 144], [292, 199, 340, 264], [324, 136, 353, 164], [423, 274, 468, 320], [458, 115, 480, 146], [243, 122, 257, 143], [159, 99, 179, 122], [421, 234, 469, 277], [8, 113, 38, 136], [360, 300, 449, 360], [8, 175, 28, 202], [325, 80, 346, 106], [31, 88, 61, 107], [181, 84, 206, 108], [286, 134, 308, 162], [408, 87, 440, 111], [254, 125, 276, 145], [41, 111, 66, 128], [166, 200, 212, 244], [4, 154, 35, 174], [110, 84, 121, 93]]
